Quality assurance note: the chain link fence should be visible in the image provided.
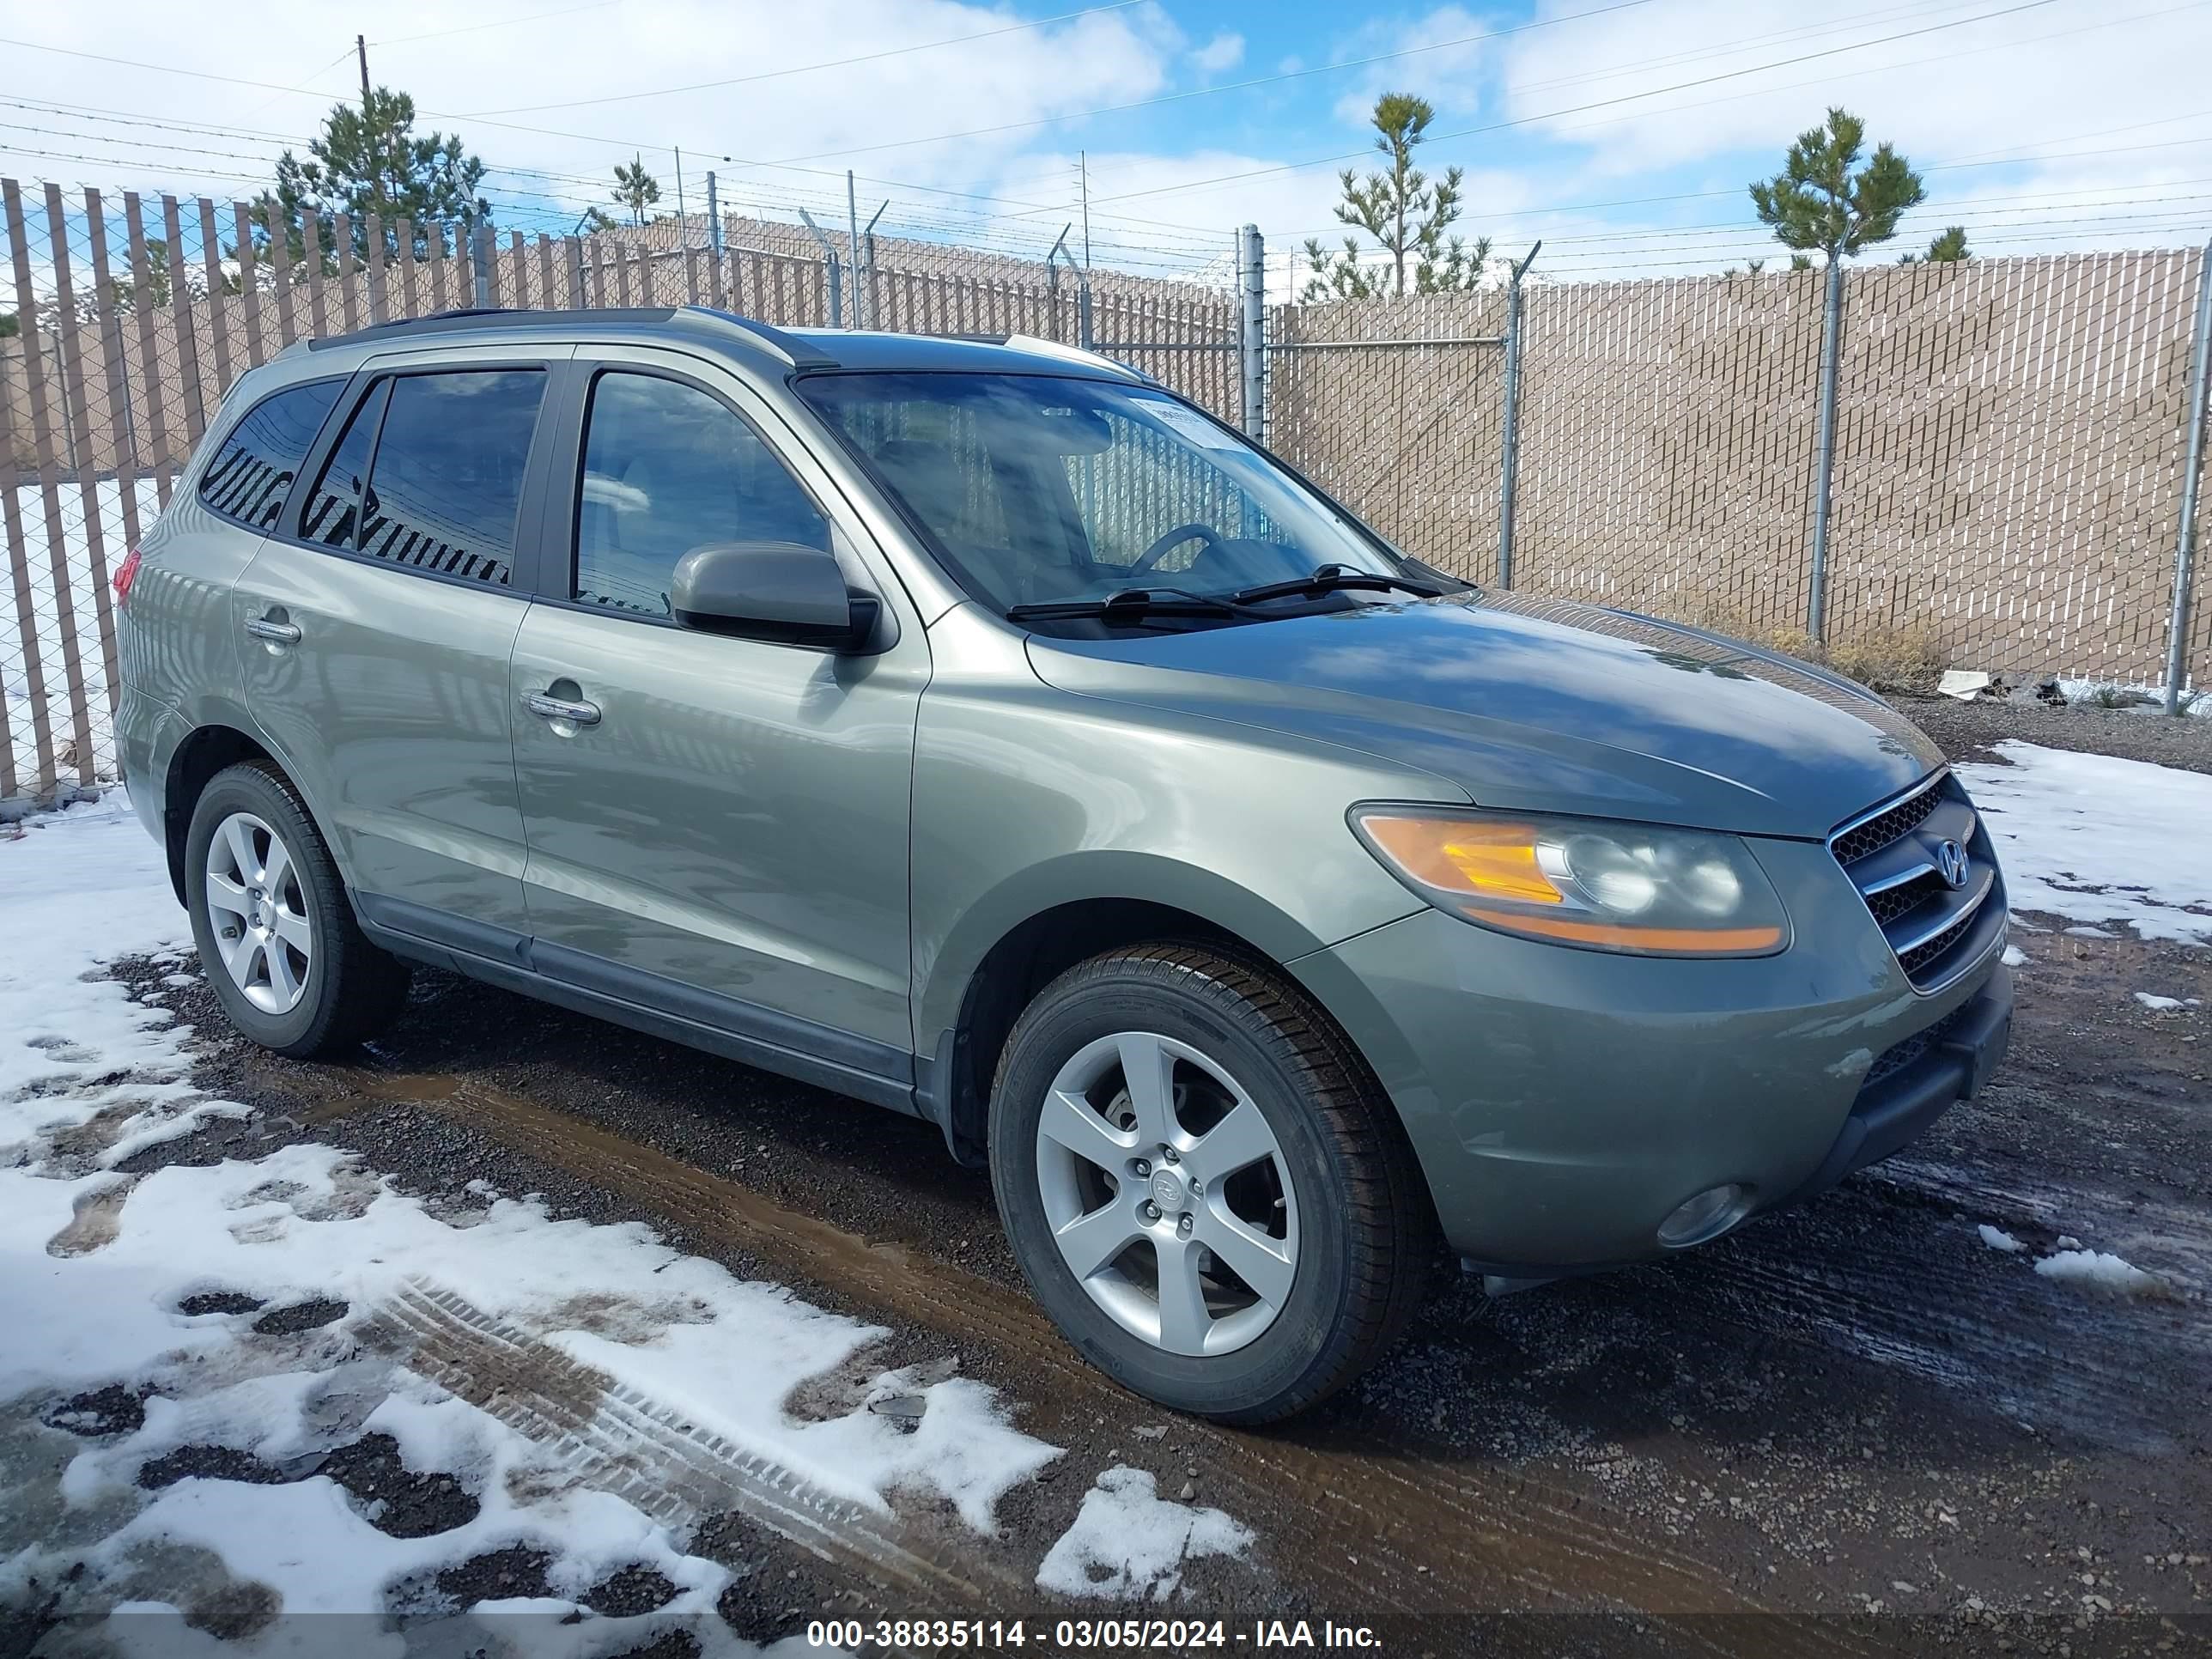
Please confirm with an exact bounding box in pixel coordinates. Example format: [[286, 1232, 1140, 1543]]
[[0, 177, 1243, 811], [1270, 248, 2212, 697]]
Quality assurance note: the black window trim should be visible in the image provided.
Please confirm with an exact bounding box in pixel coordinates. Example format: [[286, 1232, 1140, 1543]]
[[533, 359, 846, 632], [196, 375, 349, 533], [276, 360, 563, 599]]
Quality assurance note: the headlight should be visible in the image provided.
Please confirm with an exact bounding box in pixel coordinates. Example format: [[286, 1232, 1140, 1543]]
[[1351, 807, 1788, 957]]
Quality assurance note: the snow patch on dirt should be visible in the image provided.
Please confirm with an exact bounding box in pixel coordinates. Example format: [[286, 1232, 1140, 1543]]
[[1, 792, 1069, 1639], [1035, 1467, 1252, 1603], [1954, 743, 2212, 945], [2033, 1249, 2173, 1299]]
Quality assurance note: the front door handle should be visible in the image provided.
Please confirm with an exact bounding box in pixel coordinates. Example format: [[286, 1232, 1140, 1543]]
[[244, 616, 301, 646], [523, 690, 601, 726]]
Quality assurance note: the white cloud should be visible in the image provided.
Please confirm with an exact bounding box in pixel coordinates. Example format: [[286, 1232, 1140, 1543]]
[[1192, 31, 1245, 76], [1, 0, 1186, 235], [1499, 0, 2212, 182], [1328, 7, 1492, 127]]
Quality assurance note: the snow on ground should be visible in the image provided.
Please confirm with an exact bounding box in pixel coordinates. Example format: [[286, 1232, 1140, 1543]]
[[2, 793, 1247, 1644], [2132, 992, 2199, 1012], [3, 479, 159, 787], [1954, 742, 2212, 945], [1977, 1225, 2026, 1255], [2033, 1250, 2173, 1300], [1033, 1467, 1251, 1603]]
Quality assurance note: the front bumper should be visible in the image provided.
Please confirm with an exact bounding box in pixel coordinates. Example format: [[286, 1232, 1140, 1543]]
[[1291, 835, 2012, 1270]]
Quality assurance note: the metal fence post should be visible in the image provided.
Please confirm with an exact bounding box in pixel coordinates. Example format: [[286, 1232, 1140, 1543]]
[[1496, 240, 1541, 590], [2165, 239, 2212, 713], [1808, 254, 1846, 642], [705, 171, 725, 309], [797, 210, 842, 327], [1077, 270, 1094, 350], [471, 221, 493, 308], [1238, 223, 1265, 441]]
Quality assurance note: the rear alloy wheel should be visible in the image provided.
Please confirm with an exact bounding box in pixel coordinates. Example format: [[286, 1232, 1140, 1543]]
[[185, 761, 409, 1060], [991, 944, 1433, 1423], [202, 811, 313, 1016]]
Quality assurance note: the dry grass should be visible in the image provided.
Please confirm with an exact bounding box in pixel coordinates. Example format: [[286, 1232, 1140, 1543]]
[[1645, 599, 1951, 696]]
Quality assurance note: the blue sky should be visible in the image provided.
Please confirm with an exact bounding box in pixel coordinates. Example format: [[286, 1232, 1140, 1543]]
[[3, 0, 2209, 294]]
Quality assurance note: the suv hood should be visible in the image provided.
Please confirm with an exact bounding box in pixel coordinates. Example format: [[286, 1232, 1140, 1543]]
[[1024, 592, 1942, 839]]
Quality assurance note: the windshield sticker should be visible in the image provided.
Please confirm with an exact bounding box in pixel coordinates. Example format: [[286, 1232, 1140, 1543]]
[[1145, 402, 1240, 450]]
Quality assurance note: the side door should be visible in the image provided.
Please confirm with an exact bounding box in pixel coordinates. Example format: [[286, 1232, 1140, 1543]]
[[509, 348, 929, 1088], [234, 349, 565, 949]]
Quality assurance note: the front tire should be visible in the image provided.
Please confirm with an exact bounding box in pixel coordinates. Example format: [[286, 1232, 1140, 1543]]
[[184, 761, 409, 1060], [989, 944, 1432, 1423]]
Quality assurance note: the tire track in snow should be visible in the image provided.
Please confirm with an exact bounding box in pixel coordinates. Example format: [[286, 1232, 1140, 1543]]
[[362, 1279, 1012, 1611], [326, 1062, 1876, 1654]]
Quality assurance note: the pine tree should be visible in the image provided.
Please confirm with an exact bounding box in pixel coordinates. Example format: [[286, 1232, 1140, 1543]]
[[1304, 93, 1482, 301], [244, 88, 488, 275], [1899, 225, 1970, 264], [1749, 106, 1925, 265], [611, 156, 662, 227]]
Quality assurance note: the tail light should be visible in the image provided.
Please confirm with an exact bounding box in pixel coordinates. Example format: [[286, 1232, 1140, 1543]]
[[113, 546, 143, 608]]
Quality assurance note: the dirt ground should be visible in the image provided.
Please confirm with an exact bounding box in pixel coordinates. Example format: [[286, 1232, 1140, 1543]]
[[16, 699, 2212, 1656]]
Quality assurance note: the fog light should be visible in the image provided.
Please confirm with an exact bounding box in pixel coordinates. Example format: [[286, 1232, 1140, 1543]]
[[1656, 1182, 1751, 1249]]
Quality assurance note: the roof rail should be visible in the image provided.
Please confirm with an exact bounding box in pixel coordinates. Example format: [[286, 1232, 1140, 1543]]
[[1003, 332, 1153, 383], [677, 307, 841, 368], [301, 304, 840, 368]]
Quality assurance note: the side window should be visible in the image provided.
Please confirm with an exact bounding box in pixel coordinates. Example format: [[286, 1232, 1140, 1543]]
[[198, 379, 343, 529], [302, 380, 387, 550], [574, 372, 830, 617], [360, 371, 545, 586]]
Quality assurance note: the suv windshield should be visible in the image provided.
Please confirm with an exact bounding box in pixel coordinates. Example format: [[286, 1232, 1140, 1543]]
[[797, 371, 1404, 620]]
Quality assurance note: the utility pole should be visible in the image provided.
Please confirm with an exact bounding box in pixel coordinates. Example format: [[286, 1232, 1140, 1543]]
[[356, 34, 380, 216], [674, 147, 686, 245], [847, 170, 864, 330], [1079, 151, 1092, 269]]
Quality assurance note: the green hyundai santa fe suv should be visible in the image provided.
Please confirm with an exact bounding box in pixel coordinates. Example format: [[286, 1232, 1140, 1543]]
[[116, 307, 2012, 1422]]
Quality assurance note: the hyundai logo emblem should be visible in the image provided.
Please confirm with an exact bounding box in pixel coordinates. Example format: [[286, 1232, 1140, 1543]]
[[1936, 839, 1970, 889]]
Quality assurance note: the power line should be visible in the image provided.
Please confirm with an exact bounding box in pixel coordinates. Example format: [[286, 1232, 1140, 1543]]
[[1066, 0, 2072, 212], [762, 0, 1656, 167], [462, 0, 1149, 114], [374, 0, 624, 48]]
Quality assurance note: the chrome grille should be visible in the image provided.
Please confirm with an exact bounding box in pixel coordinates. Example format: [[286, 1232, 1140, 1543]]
[[1832, 785, 1942, 866], [1830, 772, 2001, 992]]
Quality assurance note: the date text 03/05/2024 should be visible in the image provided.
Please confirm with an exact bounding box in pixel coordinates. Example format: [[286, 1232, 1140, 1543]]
[[804, 1619, 1385, 1650]]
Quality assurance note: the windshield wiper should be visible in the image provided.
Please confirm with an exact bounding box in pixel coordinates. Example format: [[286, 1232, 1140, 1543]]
[[1227, 563, 1449, 606], [1006, 586, 1259, 624]]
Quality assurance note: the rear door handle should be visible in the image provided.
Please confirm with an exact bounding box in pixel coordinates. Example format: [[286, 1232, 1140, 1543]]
[[244, 616, 301, 645], [523, 690, 601, 726]]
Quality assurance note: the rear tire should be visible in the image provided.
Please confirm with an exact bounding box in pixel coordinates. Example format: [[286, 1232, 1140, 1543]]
[[184, 761, 409, 1060], [989, 943, 1432, 1423]]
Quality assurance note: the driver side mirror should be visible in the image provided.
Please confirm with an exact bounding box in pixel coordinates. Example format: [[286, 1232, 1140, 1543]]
[[669, 541, 882, 653]]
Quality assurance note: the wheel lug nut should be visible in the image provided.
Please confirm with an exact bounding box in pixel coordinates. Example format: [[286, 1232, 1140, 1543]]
[[1177, 1214, 1194, 1237], [1133, 1159, 1152, 1178], [1162, 1146, 1179, 1164], [1188, 1178, 1202, 1196], [1141, 1201, 1161, 1221]]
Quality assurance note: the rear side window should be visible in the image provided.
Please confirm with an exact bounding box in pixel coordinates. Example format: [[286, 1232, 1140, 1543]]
[[300, 369, 545, 587], [574, 372, 830, 617], [302, 380, 386, 550], [198, 380, 343, 529]]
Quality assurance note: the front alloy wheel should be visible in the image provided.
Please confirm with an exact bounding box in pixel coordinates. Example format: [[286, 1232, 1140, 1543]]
[[992, 944, 1433, 1423], [1036, 1031, 1299, 1357]]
